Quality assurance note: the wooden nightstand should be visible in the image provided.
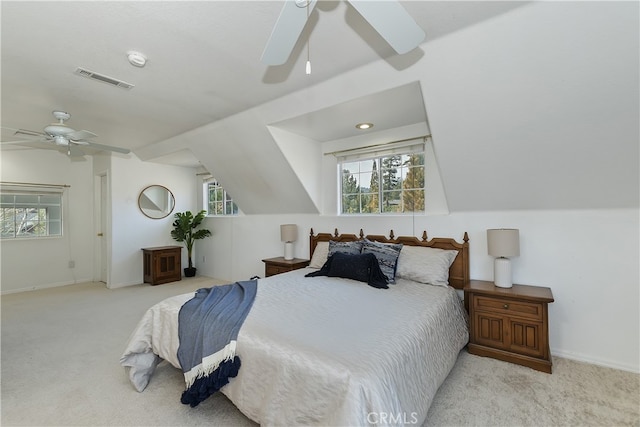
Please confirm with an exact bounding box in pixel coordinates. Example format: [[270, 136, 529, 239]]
[[262, 257, 310, 277], [465, 280, 554, 373]]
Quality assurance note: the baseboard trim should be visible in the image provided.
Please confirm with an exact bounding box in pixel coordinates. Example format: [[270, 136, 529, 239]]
[[107, 280, 144, 289], [0, 277, 95, 295], [552, 348, 640, 374]]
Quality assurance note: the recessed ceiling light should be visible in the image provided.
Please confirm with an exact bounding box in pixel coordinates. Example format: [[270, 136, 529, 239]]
[[356, 123, 373, 130], [127, 51, 147, 68]]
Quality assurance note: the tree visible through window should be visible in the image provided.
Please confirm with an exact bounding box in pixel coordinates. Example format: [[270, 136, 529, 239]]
[[340, 152, 425, 214], [0, 193, 63, 238], [205, 180, 238, 215]]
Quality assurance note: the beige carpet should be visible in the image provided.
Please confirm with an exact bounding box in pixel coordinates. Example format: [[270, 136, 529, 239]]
[[1, 278, 638, 426]]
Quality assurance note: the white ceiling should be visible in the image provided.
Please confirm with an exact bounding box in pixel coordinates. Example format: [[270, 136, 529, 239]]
[[1, 1, 526, 166]]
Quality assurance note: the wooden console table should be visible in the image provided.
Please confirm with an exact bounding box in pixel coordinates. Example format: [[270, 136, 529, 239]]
[[142, 246, 182, 285]]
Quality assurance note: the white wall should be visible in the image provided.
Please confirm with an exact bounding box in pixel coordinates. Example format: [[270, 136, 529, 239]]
[[199, 208, 639, 373], [0, 149, 199, 291], [108, 155, 198, 288], [0, 150, 94, 293]]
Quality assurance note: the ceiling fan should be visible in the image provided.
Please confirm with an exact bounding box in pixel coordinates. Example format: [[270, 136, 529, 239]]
[[261, 0, 426, 66], [4, 111, 130, 157]]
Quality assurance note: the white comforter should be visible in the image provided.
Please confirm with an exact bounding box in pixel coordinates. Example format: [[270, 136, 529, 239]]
[[121, 268, 468, 426]]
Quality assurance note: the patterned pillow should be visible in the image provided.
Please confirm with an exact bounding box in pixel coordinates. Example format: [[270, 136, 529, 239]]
[[328, 240, 363, 257], [395, 246, 458, 286], [361, 239, 403, 284]]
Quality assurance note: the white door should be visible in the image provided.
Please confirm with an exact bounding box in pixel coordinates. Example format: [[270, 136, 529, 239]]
[[99, 174, 108, 283]]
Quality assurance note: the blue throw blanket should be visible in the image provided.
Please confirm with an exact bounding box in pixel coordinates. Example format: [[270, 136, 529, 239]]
[[177, 280, 257, 407]]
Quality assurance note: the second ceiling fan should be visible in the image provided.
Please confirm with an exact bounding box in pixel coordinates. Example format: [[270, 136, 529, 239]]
[[261, 0, 426, 66], [8, 111, 130, 158]]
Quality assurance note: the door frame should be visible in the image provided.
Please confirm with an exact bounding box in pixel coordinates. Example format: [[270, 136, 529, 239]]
[[94, 171, 110, 285]]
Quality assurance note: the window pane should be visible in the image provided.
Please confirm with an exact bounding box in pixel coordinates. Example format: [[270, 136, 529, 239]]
[[382, 190, 401, 213], [360, 159, 376, 173], [403, 189, 425, 212], [342, 194, 360, 214], [341, 161, 360, 174], [205, 181, 238, 216], [39, 195, 59, 204], [342, 173, 359, 195], [404, 153, 424, 166], [15, 195, 38, 204], [360, 192, 379, 213], [0, 195, 15, 205], [402, 166, 425, 189]]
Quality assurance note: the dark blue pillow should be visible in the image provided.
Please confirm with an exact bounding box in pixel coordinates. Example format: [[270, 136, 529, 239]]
[[306, 252, 388, 289]]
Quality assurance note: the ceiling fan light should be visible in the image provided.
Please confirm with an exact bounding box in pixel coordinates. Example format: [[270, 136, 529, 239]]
[[53, 135, 68, 146]]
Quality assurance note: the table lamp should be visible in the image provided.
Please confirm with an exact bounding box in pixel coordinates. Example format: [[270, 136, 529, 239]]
[[280, 224, 298, 260], [487, 228, 520, 288]]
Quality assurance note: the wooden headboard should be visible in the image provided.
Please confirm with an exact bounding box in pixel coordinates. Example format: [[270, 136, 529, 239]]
[[309, 228, 470, 290]]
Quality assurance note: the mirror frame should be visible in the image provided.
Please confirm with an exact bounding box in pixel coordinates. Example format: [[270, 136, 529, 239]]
[[138, 185, 176, 219]]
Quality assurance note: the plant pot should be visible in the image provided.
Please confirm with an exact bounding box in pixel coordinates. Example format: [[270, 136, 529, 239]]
[[184, 267, 197, 277]]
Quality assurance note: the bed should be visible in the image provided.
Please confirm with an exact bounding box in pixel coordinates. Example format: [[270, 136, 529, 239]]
[[121, 229, 470, 426]]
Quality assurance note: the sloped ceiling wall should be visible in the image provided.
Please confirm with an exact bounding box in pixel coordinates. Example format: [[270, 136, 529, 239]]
[[138, 1, 639, 214], [424, 1, 639, 212]]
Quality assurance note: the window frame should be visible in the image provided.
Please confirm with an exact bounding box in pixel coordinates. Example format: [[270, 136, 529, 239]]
[[0, 189, 64, 240], [337, 141, 426, 216], [203, 179, 239, 216]]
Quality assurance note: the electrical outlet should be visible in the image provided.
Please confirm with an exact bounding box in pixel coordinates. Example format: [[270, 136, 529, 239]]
[[202, 256, 206, 263], [68, 260, 75, 268]]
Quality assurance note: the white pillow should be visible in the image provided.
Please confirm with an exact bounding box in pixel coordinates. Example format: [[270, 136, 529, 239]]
[[309, 241, 329, 268], [396, 246, 458, 286]]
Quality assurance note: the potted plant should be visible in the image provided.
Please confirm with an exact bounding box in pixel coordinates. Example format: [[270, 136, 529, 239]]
[[171, 210, 212, 277]]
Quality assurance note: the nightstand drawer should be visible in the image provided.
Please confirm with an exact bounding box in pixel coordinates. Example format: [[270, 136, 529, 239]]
[[262, 257, 310, 277], [266, 264, 291, 276], [473, 295, 544, 321]]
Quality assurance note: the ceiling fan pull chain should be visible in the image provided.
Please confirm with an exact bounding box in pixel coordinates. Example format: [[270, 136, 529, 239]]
[[305, 0, 311, 75]]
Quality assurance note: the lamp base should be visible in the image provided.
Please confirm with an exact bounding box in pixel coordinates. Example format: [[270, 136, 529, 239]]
[[493, 257, 513, 288], [284, 242, 294, 260]]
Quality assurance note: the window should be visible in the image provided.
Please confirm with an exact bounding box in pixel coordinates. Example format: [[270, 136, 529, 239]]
[[338, 140, 425, 215], [0, 191, 63, 239], [205, 180, 238, 215]]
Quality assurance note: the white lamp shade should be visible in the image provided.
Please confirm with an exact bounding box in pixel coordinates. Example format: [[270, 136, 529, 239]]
[[280, 224, 298, 243], [487, 229, 520, 258]]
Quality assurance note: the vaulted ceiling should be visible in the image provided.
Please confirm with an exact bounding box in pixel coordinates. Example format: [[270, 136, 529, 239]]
[[2, 1, 638, 214], [1, 1, 524, 163]]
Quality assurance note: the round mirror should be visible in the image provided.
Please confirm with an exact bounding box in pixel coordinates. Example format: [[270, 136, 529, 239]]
[[138, 185, 175, 219]]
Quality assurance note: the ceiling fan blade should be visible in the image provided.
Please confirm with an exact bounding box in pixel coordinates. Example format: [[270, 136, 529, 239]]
[[1, 139, 36, 145], [75, 140, 130, 154], [261, 0, 318, 65], [1, 136, 48, 145], [1, 140, 55, 151], [67, 129, 97, 140], [14, 128, 47, 139], [65, 130, 98, 140], [347, 0, 425, 54]]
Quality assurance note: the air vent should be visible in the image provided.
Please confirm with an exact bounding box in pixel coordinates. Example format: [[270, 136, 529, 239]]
[[74, 67, 135, 90]]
